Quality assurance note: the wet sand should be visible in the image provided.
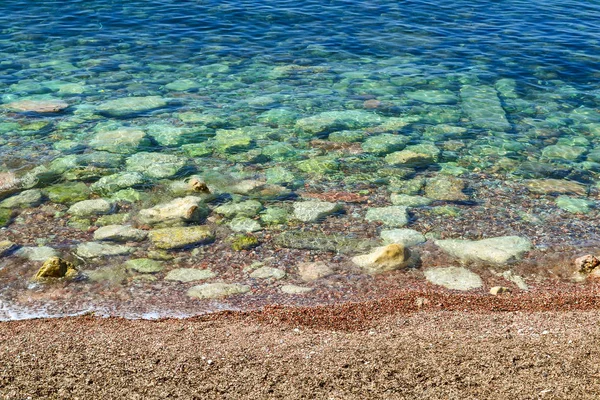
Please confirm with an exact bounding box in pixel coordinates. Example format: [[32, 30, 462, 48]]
[[3, 291, 600, 399]]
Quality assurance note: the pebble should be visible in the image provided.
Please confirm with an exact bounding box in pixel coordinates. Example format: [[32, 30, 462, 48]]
[[297, 261, 333, 281], [250, 266, 286, 280]]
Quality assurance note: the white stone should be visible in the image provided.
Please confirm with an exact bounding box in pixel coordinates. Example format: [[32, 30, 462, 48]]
[[424, 267, 483, 291]]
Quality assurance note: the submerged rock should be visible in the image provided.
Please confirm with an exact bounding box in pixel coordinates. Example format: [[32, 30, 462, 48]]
[[164, 268, 216, 282], [460, 85, 510, 131], [68, 199, 115, 217], [352, 244, 410, 274], [297, 261, 334, 281], [33, 257, 77, 281], [124, 258, 164, 273], [250, 266, 286, 280], [380, 229, 426, 247], [187, 282, 250, 299], [281, 285, 313, 294], [46, 182, 90, 204], [76, 242, 134, 258], [138, 196, 209, 226], [435, 236, 532, 265], [0, 189, 44, 209], [425, 177, 467, 201], [97, 96, 167, 117], [555, 196, 594, 214], [89, 128, 151, 154], [525, 179, 587, 195], [365, 206, 409, 227], [125, 152, 190, 179], [90, 172, 148, 195], [390, 194, 432, 207], [0, 208, 12, 227], [214, 200, 263, 218], [93, 225, 148, 242], [293, 201, 342, 222], [424, 267, 483, 291], [3, 99, 69, 113], [15, 246, 58, 261], [0, 240, 17, 257], [148, 226, 214, 249], [296, 110, 383, 135]]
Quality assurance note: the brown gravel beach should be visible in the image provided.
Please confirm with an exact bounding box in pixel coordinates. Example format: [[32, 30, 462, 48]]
[[3, 290, 600, 399]]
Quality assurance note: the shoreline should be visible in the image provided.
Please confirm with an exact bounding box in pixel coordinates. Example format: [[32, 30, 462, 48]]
[[3, 292, 600, 398]]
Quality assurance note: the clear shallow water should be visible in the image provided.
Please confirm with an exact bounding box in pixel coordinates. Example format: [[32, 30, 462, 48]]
[[1, 0, 600, 320]]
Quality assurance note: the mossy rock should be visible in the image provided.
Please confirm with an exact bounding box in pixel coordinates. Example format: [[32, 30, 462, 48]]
[[33, 257, 77, 281], [0, 208, 13, 227], [231, 235, 260, 251], [46, 182, 90, 204]]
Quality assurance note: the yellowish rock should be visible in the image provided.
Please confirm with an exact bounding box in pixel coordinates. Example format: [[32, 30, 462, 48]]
[[351, 244, 409, 274], [34, 257, 77, 281], [490, 286, 511, 295]]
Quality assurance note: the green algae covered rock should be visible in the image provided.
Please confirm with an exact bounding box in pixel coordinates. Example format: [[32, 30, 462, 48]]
[[46, 182, 90, 204], [361, 133, 408, 155], [0, 208, 13, 227], [231, 234, 260, 251]]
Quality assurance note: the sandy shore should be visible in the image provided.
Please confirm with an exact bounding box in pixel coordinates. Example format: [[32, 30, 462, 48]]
[[2, 291, 600, 399]]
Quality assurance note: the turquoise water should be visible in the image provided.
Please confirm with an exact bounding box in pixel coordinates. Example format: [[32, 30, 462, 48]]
[[1, 0, 600, 319]]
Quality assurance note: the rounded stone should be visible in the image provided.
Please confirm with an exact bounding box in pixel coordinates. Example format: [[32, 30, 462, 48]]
[[424, 267, 483, 291]]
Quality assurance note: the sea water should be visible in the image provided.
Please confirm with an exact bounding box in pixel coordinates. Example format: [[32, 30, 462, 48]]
[[1, 0, 600, 319]]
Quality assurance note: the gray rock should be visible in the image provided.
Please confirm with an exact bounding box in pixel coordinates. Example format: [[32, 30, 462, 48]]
[[297, 261, 333, 281], [148, 226, 214, 249], [97, 96, 167, 117], [250, 266, 286, 280], [214, 200, 263, 218], [187, 282, 250, 299], [435, 236, 532, 265], [0, 189, 44, 208], [90, 172, 148, 195], [164, 268, 216, 282], [89, 128, 151, 154], [296, 110, 383, 135], [124, 258, 164, 273], [390, 194, 433, 207], [460, 85, 510, 131], [15, 246, 58, 261], [138, 196, 208, 226], [424, 267, 483, 291], [425, 177, 467, 201], [406, 90, 458, 104], [229, 217, 262, 232], [293, 201, 342, 222], [380, 229, 426, 247], [365, 206, 409, 227], [68, 199, 115, 217], [93, 225, 148, 242], [126, 152, 190, 179], [76, 242, 133, 258]]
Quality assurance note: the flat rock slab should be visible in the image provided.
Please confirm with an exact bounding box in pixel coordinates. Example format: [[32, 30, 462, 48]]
[[424, 266, 483, 291], [148, 226, 214, 249], [250, 266, 286, 280], [124, 258, 164, 273], [138, 196, 208, 226], [187, 282, 250, 299], [3, 99, 69, 113], [293, 201, 342, 222], [68, 199, 115, 217], [365, 206, 409, 227], [15, 246, 58, 261], [380, 229, 426, 247], [97, 96, 167, 117], [93, 225, 147, 242], [76, 242, 133, 258], [164, 268, 216, 282], [435, 236, 532, 265]]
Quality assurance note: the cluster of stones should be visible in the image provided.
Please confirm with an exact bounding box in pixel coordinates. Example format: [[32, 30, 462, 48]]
[[2, 68, 599, 304]]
